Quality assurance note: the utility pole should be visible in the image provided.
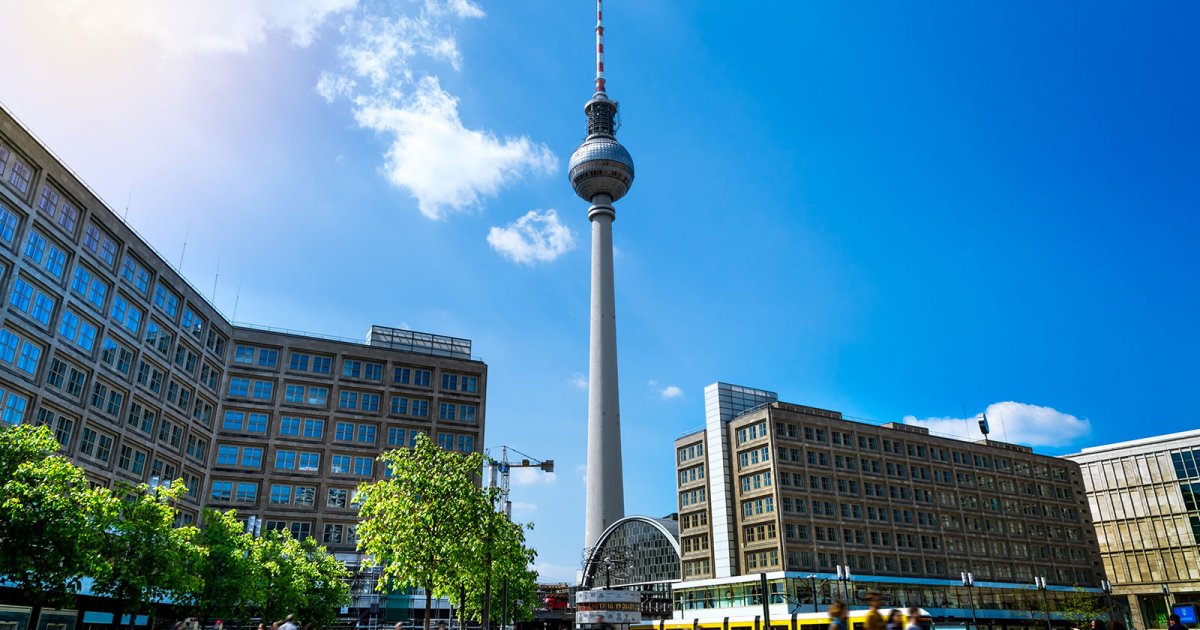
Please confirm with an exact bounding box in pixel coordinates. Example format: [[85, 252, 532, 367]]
[[962, 572, 977, 630], [1035, 577, 1052, 630], [482, 447, 554, 630]]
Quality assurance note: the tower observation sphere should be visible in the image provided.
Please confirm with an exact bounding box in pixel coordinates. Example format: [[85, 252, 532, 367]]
[[569, 95, 635, 203]]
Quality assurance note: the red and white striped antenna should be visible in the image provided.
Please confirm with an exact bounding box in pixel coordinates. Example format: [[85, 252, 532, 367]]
[[595, 0, 606, 94]]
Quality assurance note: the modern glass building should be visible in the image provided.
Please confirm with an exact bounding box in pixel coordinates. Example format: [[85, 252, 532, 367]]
[[0, 104, 487, 624], [673, 382, 1107, 629], [582, 515, 682, 619], [1065, 429, 1200, 629]]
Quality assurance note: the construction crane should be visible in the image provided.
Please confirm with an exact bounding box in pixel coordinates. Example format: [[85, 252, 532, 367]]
[[486, 445, 554, 518]]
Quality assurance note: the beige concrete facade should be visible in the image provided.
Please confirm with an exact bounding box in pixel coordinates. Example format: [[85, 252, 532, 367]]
[[1065, 430, 1200, 629], [677, 395, 1104, 589], [0, 104, 485, 554]]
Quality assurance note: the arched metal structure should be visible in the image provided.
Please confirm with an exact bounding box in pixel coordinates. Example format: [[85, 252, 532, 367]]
[[581, 515, 681, 618]]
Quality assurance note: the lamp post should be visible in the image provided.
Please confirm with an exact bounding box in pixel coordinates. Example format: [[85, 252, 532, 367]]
[[1101, 580, 1117, 625], [836, 566, 853, 606], [962, 572, 977, 630], [1035, 577, 1052, 630], [807, 575, 821, 613]]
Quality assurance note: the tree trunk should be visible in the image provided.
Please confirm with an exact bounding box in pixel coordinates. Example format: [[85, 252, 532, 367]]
[[424, 583, 434, 630]]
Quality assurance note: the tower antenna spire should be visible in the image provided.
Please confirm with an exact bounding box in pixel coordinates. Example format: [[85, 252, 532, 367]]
[[595, 0, 606, 94]]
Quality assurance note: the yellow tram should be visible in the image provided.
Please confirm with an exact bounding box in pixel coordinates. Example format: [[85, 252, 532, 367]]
[[634, 608, 933, 630]]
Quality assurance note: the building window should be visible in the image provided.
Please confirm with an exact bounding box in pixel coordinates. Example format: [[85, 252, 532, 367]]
[[294, 487, 315, 507], [439, 402, 455, 421], [459, 405, 477, 423], [457, 435, 475, 453], [251, 380, 273, 400], [279, 416, 301, 436], [331, 455, 351, 474], [152, 283, 180, 319], [247, 412, 267, 433], [413, 369, 431, 387], [275, 450, 296, 470], [361, 393, 380, 412], [120, 256, 152, 295], [342, 360, 361, 378], [335, 422, 354, 441], [211, 481, 233, 502], [289, 353, 309, 371], [327, 488, 347, 508], [353, 457, 372, 476], [339, 391, 358, 410], [364, 362, 383, 380], [1, 390, 29, 425], [270, 484, 292, 505], [411, 400, 428, 417], [393, 367, 410, 384], [312, 356, 331, 374], [387, 427, 406, 446], [441, 373, 458, 391], [235, 482, 257, 503], [299, 452, 320, 472], [228, 378, 249, 397], [357, 425, 376, 444], [303, 418, 323, 439], [437, 433, 453, 450], [390, 396, 408, 415], [323, 523, 344, 544]]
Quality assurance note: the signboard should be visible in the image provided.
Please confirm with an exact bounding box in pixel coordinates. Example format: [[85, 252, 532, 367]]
[[1173, 605, 1197, 625], [576, 589, 642, 626]]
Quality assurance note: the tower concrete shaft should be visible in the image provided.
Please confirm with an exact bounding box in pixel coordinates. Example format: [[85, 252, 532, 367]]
[[569, 0, 635, 553], [584, 196, 623, 550]]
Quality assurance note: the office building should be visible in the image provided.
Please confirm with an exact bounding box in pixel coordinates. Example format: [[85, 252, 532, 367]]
[[1065, 430, 1200, 629], [0, 105, 486, 619], [673, 382, 1105, 627]]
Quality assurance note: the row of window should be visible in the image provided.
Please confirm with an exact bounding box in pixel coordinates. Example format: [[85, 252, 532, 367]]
[[227, 376, 479, 423], [234, 345, 483, 391]]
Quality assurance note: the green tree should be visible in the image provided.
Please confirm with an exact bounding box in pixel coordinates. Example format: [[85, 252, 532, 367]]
[[454, 511, 539, 627], [243, 528, 350, 626], [0, 425, 106, 628], [294, 536, 353, 627], [356, 434, 490, 630], [91, 481, 202, 630], [247, 530, 310, 623], [1058, 589, 1106, 629], [187, 509, 260, 625]]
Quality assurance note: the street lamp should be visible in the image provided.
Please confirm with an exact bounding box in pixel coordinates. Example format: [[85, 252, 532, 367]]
[[836, 566, 853, 606], [1101, 580, 1117, 625], [1035, 577, 1052, 630], [962, 572, 977, 630]]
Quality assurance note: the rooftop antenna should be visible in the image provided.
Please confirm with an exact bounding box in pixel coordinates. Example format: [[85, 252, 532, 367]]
[[178, 222, 190, 271], [123, 186, 133, 221], [211, 255, 221, 303], [232, 276, 242, 322], [998, 409, 1011, 443], [595, 0, 606, 95]]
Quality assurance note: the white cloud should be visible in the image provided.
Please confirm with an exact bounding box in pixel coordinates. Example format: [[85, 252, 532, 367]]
[[576, 463, 587, 486], [49, 0, 357, 54], [321, 2, 555, 219], [535, 560, 580, 585], [488, 209, 576, 263], [649, 380, 684, 400], [511, 467, 557, 487], [570, 372, 588, 390], [509, 500, 538, 516], [903, 401, 1091, 448]]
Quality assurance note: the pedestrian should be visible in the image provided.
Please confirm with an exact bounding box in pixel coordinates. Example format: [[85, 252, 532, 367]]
[[1093, 619, 1108, 630], [1168, 615, 1186, 630], [279, 616, 298, 630], [829, 601, 849, 630], [905, 607, 923, 630], [886, 610, 904, 630], [394, 624, 403, 630], [866, 593, 886, 630]]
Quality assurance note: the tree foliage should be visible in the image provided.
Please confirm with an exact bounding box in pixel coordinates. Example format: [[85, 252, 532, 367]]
[[90, 481, 202, 629], [357, 435, 540, 630], [0, 424, 106, 610], [293, 536, 354, 627], [357, 434, 491, 630], [1058, 589, 1107, 628], [187, 508, 259, 623]]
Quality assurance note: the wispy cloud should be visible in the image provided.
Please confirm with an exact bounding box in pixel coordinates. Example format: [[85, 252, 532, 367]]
[[649, 379, 684, 400], [511, 467, 557, 486], [488, 209, 576, 264], [49, 0, 357, 54], [509, 500, 538, 516], [319, 1, 556, 219], [534, 560, 579, 585], [903, 401, 1091, 448], [570, 372, 588, 390]]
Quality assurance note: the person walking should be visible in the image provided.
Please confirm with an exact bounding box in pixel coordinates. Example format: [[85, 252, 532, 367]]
[[279, 616, 298, 630], [905, 607, 923, 630], [829, 601, 849, 630], [865, 593, 886, 630], [886, 610, 904, 630]]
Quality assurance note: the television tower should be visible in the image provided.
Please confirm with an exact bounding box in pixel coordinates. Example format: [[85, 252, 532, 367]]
[[569, 0, 635, 552]]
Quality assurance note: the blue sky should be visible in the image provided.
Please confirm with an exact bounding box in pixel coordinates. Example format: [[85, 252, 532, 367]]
[[1, 0, 1197, 583]]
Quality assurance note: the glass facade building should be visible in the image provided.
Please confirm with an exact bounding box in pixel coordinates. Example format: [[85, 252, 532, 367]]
[[0, 104, 486, 622], [582, 515, 682, 619], [1065, 429, 1200, 629]]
